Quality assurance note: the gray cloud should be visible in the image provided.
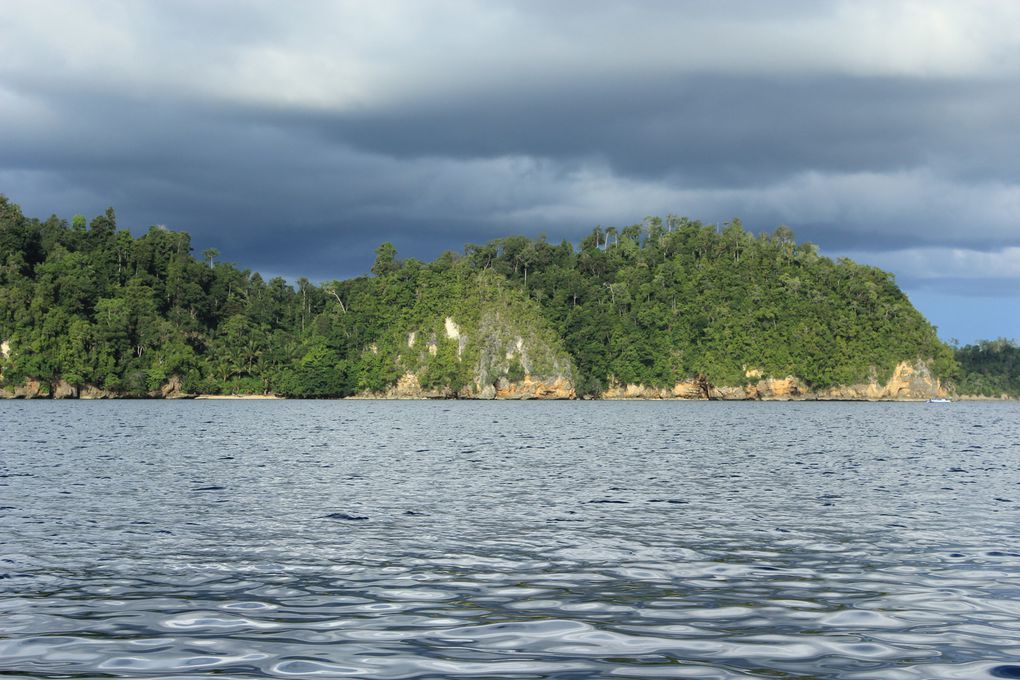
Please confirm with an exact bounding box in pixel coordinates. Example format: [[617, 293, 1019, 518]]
[[293, 74, 1015, 182], [1, 0, 1019, 308]]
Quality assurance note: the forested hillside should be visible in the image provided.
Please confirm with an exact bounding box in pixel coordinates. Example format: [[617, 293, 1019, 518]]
[[0, 196, 974, 398], [455, 219, 956, 393], [954, 339, 1020, 397]]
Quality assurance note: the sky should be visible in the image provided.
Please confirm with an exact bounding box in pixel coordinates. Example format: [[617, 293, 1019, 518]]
[[1, 1, 1018, 344]]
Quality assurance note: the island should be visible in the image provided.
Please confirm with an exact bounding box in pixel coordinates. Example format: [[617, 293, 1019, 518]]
[[1, 196, 1016, 400]]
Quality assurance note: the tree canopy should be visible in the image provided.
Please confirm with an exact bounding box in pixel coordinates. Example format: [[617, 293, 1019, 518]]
[[953, 338, 1020, 397], [1, 196, 999, 398]]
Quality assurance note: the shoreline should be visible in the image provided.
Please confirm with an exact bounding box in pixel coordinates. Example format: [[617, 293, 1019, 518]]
[[1, 392, 1014, 402], [192, 394, 283, 400]]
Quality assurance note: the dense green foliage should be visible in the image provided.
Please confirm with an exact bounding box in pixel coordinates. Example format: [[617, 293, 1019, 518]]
[[954, 339, 1020, 397], [460, 218, 957, 392], [1, 196, 965, 397], [0, 197, 303, 395]]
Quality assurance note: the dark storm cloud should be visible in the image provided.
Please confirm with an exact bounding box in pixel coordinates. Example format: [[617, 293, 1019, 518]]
[[266, 71, 1020, 253], [0, 89, 551, 278], [293, 74, 1019, 187], [2, 0, 1019, 298]]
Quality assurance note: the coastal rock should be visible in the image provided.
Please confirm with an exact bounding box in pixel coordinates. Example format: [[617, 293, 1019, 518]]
[[744, 362, 943, 400], [53, 379, 78, 399], [753, 376, 804, 400], [493, 375, 574, 399], [672, 379, 708, 399], [376, 372, 454, 399], [2, 378, 46, 399], [366, 372, 575, 400], [386, 372, 426, 399], [360, 272, 575, 400], [707, 385, 754, 400], [599, 361, 944, 401], [160, 375, 189, 399], [602, 383, 672, 399], [882, 360, 947, 399], [80, 385, 117, 399], [602, 378, 709, 400], [815, 361, 946, 400]]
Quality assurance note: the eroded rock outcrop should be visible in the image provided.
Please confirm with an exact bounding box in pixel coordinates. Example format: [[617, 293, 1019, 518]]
[[53, 380, 78, 399], [377, 372, 449, 399], [602, 379, 708, 400], [752, 376, 804, 399], [158, 375, 190, 399], [353, 270, 576, 399], [1, 375, 192, 399], [1, 378, 46, 399], [599, 361, 946, 401], [79, 385, 118, 399], [812, 361, 947, 400], [492, 375, 574, 399]]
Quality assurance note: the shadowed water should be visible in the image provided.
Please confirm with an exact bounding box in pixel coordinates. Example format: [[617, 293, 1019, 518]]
[[2, 400, 1019, 678]]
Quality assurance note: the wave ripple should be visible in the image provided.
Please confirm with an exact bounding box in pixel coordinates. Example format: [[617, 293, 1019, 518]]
[[2, 400, 1020, 678]]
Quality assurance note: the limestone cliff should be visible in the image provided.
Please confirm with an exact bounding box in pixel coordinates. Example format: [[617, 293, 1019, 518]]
[[0, 377, 47, 399], [810, 361, 948, 400], [353, 270, 576, 399], [491, 376, 575, 399], [1, 379, 194, 399], [79, 385, 119, 399], [53, 379, 78, 399], [600, 361, 948, 401], [602, 378, 709, 400]]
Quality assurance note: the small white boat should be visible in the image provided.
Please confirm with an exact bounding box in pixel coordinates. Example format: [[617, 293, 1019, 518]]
[[927, 398, 952, 403]]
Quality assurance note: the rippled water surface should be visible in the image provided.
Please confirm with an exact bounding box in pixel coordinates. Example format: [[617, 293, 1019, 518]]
[[2, 400, 1020, 679]]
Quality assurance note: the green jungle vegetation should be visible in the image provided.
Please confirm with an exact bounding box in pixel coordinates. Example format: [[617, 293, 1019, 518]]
[[1, 195, 1011, 398], [953, 339, 1020, 397]]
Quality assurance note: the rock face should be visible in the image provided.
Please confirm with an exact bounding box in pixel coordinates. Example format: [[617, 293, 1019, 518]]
[[602, 379, 709, 400], [1, 378, 47, 399], [600, 361, 946, 401], [360, 371, 575, 400], [374, 372, 448, 399], [1, 376, 191, 399], [354, 270, 577, 400], [812, 361, 947, 400], [53, 380, 78, 399], [749, 376, 804, 399], [492, 376, 574, 400], [79, 385, 118, 399], [158, 375, 190, 399], [469, 310, 574, 397]]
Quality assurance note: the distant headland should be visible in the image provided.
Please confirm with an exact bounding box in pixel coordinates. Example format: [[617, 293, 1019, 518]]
[[1, 196, 1016, 400]]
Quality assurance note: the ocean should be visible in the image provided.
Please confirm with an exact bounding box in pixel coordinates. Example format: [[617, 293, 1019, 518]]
[[2, 400, 1019, 678]]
